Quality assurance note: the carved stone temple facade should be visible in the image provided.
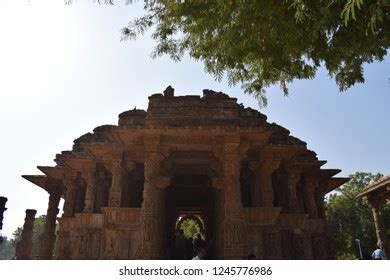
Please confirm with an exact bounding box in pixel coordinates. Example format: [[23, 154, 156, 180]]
[[23, 88, 348, 260]]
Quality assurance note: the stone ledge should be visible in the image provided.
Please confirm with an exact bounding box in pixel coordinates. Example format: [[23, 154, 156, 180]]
[[58, 214, 104, 230], [245, 207, 281, 226], [102, 207, 141, 227]]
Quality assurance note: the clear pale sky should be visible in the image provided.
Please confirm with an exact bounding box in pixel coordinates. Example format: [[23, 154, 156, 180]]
[[0, 1, 389, 238]]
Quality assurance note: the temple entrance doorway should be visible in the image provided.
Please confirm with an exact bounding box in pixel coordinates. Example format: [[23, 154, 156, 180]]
[[165, 174, 216, 259]]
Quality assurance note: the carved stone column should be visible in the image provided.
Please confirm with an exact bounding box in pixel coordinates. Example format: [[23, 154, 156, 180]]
[[83, 170, 98, 213], [305, 175, 319, 218], [105, 156, 126, 207], [0, 197, 7, 245], [285, 166, 301, 213], [37, 187, 62, 259], [137, 151, 170, 259], [109, 159, 122, 207], [367, 196, 388, 256], [15, 209, 37, 260], [214, 139, 247, 259], [62, 174, 78, 218], [258, 153, 280, 207]]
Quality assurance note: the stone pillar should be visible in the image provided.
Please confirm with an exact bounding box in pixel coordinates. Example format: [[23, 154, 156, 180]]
[[315, 191, 326, 219], [107, 158, 124, 207], [37, 188, 62, 259], [0, 197, 7, 245], [258, 153, 281, 207], [137, 152, 170, 259], [94, 170, 108, 212], [83, 170, 98, 213], [285, 166, 301, 213], [367, 196, 388, 256], [62, 174, 78, 218], [305, 176, 319, 218], [15, 209, 37, 260], [106, 157, 136, 207], [212, 177, 224, 257], [214, 140, 247, 259]]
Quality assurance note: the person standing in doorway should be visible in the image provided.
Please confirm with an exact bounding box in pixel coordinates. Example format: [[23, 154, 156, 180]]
[[371, 245, 386, 260], [193, 234, 206, 255], [192, 247, 206, 260]]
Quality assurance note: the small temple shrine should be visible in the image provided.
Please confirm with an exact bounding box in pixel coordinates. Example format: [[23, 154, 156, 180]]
[[22, 87, 348, 259]]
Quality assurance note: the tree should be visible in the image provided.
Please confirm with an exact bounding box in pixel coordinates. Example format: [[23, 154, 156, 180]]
[[11, 215, 46, 259], [326, 172, 390, 259], [179, 219, 203, 240], [0, 236, 15, 260], [115, 0, 389, 106]]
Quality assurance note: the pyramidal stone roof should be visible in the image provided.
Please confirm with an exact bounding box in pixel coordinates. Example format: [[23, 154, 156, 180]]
[[23, 86, 349, 196], [72, 88, 306, 152]]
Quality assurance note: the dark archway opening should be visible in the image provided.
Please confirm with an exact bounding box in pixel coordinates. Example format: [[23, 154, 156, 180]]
[[165, 174, 216, 259]]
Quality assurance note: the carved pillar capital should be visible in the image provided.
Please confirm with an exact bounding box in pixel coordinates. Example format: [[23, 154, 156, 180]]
[[259, 153, 281, 174], [83, 170, 97, 186], [48, 188, 62, 213], [104, 154, 124, 174], [143, 152, 168, 190], [144, 152, 164, 174], [111, 159, 122, 172]]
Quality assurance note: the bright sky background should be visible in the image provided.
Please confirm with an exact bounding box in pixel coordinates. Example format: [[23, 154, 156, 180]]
[[0, 0, 389, 238]]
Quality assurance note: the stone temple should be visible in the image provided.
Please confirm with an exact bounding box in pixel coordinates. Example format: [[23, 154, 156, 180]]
[[22, 88, 348, 260]]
